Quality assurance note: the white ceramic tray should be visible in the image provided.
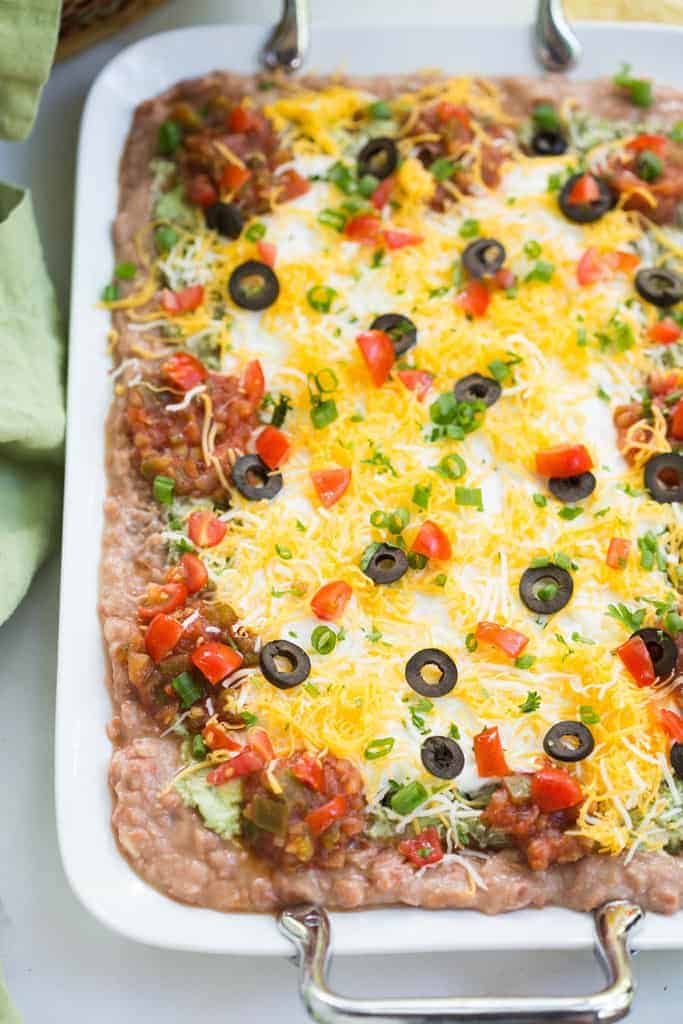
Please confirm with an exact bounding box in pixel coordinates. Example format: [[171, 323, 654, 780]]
[[57, 19, 683, 955]]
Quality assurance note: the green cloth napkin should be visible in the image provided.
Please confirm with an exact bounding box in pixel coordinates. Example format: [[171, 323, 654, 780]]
[[0, 0, 61, 141], [0, 183, 64, 627]]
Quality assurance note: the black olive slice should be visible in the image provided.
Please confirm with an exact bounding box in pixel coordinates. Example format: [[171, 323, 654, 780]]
[[232, 454, 283, 501], [531, 129, 567, 156], [363, 542, 408, 585], [631, 628, 678, 682], [357, 137, 398, 181], [558, 173, 613, 224], [548, 472, 596, 504], [519, 565, 573, 615], [260, 639, 311, 689], [543, 720, 595, 763], [671, 742, 683, 780], [421, 735, 465, 779], [370, 313, 417, 357], [462, 238, 506, 279], [644, 453, 683, 504], [205, 202, 244, 239], [405, 648, 458, 698], [228, 260, 280, 311], [453, 373, 501, 408], [635, 267, 683, 308]]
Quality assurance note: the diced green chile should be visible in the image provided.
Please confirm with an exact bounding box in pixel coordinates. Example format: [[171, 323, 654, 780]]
[[171, 671, 203, 709], [390, 780, 428, 815], [246, 794, 288, 835]]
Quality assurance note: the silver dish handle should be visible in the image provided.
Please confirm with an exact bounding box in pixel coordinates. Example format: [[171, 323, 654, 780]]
[[279, 899, 642, 1024], [534, 0, 582, 72], [261, 0, 311, 72]]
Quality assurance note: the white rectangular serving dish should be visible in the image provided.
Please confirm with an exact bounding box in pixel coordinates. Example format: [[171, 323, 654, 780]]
[[57, 19, 683, 955]]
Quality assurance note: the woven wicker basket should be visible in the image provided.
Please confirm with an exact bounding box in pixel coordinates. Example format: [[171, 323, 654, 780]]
[[57, 0, 169, 60]]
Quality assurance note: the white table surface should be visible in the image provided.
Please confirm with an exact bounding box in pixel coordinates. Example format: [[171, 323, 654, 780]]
[[0, 2, 681, 1020]]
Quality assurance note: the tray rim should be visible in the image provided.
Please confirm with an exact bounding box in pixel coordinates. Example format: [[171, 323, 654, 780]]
[[57, 17, 683, 956]]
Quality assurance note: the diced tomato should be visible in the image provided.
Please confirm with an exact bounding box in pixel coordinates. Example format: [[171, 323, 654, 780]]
[[626, 133, 667, 157], [609, 250, 640, 273], [567, 173, 601, 205], [456, 279, 490, 317], [191, 641, 243, 684], [162, 351, 207, 390], [186, 174, 218, 208], [311, 467, 351, 507], [670, 398, 683, 441], [255, 425, 290, 469], [305, 795, 348, 837], [436, 102, 470, 130], [606, 537, 631, 570], [531, 767, 583, 813], [220, 163, 251, 193], [207, 747, 263, 785], [397, 369, 433, 401], [257, 240, 277, 267], [228, 105, 259, 133], [243, 359, 265, 406], [616, 635, 656, 687], [144, 613, 183, 663], [137, 581, 188, 622], [247, 727, 274, 763], [648, 318, 682, 344], [473, 726, 509, 777], [187, 509, 227, 548], [411, 520, 452, 561], [344, 213, 382, 244], [291, 753, 326, 792], [661, 709, 683, 742], [475, 621, 529, 658], [371, 175, 395, 209], [161, 285, 205, 317], [535, 443, 593, 478], [311, 580, 352, 621], [383, 228, 424, 250], [356, 329, 395, 387], [275, 168, 310, 201], [399, 826, 444, 867], [650, 372, 680, 397], [203, 721, 241, 752], [169, 552, 208, 594], [576, 247, 609, 287], [493, 267, 515, 290]]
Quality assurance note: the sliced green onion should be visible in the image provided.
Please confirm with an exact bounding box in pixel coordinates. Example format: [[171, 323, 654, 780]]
[[412, 482, 431, 509], [429, 157, 456, 182], [310, 398, 338, 429], [245, 221, 267, 242], [408, 551, 428, 570], [307, 284, 337, 313], [670, 120, 683, 144], [275, 544, 292, 560], [370, 509, 386, 528], [317, 208, 347, 232], [368, 100, 392, 120], [487, 359, 511, 383], [386, 508, 409, 534], [241, 710, 258, 727], [558, 506, 583, 521], [523, 239, 542, 259], [459, 218, 479, 239], [537, 582, 559, 602], [358, 173, 380, 197], [364, 737, 395, 760], [311, 625, 337, 655], [312, 367, 339, 393], [465, 632, 478, 652], [153, 474, 175, 504], [613, 63, 652, 107], [533, 493, 547, 508], [154, 225, 179, 253], [434, 573, 447, 587], [171, 672, 202, 709], [515, 655, 536, 670], [327, 161, 357, 195], [115, 261, 137, 280], [532, 102, 560, 131], [455, 486, 483, 511], [191, 734, 209, 760], [579, 705, 600, 725], [636, 149, 663, 183], [434, 453, 466, 480], [360, 542, 381, 572], [158, 120, 182, 154], [449, 722, 460, 740], [101, 283, 120, 302], [390, 780, 428, 816], [524, 260, 555, 283]]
